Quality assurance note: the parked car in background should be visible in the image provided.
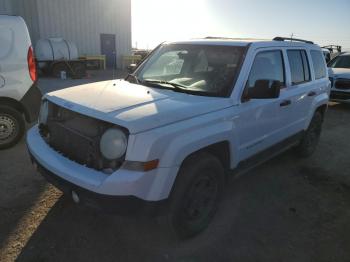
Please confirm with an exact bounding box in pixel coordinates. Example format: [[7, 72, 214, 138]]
[[27, 37, 329, 239], [322, 48, 331, 63], [328, 52, 350, 103], [0, 15, 42, 149]]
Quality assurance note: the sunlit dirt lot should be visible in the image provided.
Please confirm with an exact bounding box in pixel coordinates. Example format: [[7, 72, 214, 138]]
[[1, 100, 350, 262]]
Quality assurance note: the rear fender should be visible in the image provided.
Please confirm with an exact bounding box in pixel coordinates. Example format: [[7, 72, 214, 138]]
[[304, 92, 329, 129]]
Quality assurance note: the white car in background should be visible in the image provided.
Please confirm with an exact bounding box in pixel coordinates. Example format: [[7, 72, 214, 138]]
[[328, 53, 350, 103], [0, 15, 42, 149]]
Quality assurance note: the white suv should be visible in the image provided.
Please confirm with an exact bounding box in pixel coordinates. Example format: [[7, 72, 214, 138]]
[[0, 15, 41, 149], [27, 37, 330, 238]]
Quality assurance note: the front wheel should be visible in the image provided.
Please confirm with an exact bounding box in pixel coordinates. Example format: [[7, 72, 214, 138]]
[[0, 106, 25, 150], [164, 152, 225, 239], [296, 111, 323, 157]]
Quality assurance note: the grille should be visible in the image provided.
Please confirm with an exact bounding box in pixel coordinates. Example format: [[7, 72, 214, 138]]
[[335, 78, 350, 90], [40, 102, 125, 172], [330, 91, 350, 100]]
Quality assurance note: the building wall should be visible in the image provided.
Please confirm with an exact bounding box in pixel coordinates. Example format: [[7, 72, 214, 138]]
[[36, 0, 131, 67], [0, 0, 131, 68], [0, 0, 13, 14], [12, 0, 40, 44]]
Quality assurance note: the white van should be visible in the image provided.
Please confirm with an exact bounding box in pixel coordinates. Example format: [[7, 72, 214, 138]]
[[0, 15, 42, 149]]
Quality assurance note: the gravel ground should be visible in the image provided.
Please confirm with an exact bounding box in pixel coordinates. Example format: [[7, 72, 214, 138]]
[[0, 81, 350, 262]]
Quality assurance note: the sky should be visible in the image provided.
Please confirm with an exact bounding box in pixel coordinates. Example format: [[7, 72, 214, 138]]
[[132, 0, 350, 51]]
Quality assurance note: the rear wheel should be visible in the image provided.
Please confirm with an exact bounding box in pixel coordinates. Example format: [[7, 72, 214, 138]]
[[296, 111, 323, 157], [0, 106, 25, 150], [164, 152, 225, 239]]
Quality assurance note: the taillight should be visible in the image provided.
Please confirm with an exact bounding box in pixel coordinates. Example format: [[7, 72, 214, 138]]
[[27, 46, 37, 82]]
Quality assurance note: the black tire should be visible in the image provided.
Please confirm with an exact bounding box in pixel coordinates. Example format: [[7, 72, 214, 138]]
[[0, 106, 25, 150], [296, 111, 323, 157], [164, 152, 225, 239]]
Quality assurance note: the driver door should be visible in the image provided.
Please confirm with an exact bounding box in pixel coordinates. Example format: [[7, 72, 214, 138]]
[[236, 49, 290, 161]]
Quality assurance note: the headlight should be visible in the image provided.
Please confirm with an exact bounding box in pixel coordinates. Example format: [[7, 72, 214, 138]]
[[100, 128, 127, 160], [39, 100, 48, 124]]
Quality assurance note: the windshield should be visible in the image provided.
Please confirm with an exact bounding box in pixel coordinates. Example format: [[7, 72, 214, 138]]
[[132, 44, 246, 97], [328, 55, 350, 69]]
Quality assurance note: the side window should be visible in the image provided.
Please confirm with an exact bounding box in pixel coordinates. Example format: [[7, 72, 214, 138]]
[[311, 50, 327, 79], [301, 51, 311, 81], [247, 50, 285, 88], [287, 50, 311, 85]]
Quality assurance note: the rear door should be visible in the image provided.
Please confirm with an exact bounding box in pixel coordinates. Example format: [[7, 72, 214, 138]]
[[0, 16, 33, 101], [284, 49, 322, 135]]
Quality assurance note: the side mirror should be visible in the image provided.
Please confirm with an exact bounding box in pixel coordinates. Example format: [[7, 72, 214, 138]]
[[127, 63, 137, 73], [335, 79, 350, 90], [247, 80, 281, 99]]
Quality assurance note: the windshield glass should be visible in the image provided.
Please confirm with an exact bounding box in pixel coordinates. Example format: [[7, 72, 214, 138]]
[[134, 44, 245, 97], [329, 55, 350, 69]]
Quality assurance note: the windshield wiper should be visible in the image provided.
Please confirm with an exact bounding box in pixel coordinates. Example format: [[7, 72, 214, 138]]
[[142, 80, 188, 92]]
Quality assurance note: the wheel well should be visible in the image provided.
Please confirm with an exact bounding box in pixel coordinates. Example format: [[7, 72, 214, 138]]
[[316, 104, 327, 118], [0, 97, 27, 121], [183, 141, 231, 170]]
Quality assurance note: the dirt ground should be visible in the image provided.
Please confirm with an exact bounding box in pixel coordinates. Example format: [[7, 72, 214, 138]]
[[0, 98, 350, 261]]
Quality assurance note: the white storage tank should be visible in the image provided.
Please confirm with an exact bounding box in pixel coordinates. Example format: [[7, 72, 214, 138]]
[[35, 38, 79, 61]]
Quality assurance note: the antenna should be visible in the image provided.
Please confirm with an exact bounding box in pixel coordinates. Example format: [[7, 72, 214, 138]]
[[290, 33, 294, 42]]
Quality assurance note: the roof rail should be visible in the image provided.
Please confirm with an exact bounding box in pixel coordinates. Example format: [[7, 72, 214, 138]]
[[204, 36, 269, 41], [273, 37, 314, 44]]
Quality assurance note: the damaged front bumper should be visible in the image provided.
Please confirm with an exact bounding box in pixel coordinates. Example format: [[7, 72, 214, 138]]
[[26, 125, 178, 216]]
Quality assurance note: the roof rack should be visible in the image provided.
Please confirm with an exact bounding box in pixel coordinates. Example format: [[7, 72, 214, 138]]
[[322, 45, 342, 53], [273, 37, 314, 44]]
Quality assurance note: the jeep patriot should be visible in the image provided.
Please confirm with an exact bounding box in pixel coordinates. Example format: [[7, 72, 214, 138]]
[[27, 37, 330, 238]]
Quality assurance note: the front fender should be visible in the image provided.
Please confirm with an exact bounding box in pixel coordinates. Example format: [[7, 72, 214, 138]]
[[126, 108, 239, 168], [161, 120, 237, 168]]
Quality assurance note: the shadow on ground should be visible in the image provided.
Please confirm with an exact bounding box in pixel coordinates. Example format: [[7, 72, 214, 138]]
[[0, 138, 50, 254], [16, 149, 350, 262]]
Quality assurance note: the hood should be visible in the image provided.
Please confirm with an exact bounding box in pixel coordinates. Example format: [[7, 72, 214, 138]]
[[46, 80, 233, 134], [328, 68, 350, 78]]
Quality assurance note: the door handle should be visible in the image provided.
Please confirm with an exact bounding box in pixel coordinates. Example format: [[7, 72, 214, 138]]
[[308, 91, 317, 97], [280, 100, 291, 107]]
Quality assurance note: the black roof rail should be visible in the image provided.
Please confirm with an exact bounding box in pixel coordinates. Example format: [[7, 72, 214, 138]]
[[273, 37, 314, 44]]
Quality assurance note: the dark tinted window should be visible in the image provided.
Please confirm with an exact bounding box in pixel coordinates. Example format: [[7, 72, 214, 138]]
[[248, 50, 285, 88], [329, 55, 350, 69], [287, 50, 310, 85], [311, 50, 327, 79], [301, 51, 311, 81]]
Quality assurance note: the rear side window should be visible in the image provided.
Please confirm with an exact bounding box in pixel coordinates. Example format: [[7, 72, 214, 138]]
[[287, 50, 311, 85], [311, 50, 327, 79], [247, 50, 285, 88]]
